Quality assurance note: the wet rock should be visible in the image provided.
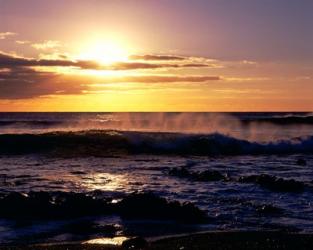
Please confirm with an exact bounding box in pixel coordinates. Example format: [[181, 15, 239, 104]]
[[296, 158, 307, 166], [256, 204, 283, 215], [0, 174, 13, 187], [102, 224, 121, 237], [13, 179, 29, 186], [169, 167, 192, 178], [28, 191, 53, 215], [122, 236, 148, 249], [62, 221, 100, 235], [0, 192, 30, 218], [0, 191, 56, 219], [239, 174, 305, 193], [0, 191, 113, 219], [169, 167, 226, 182], [70, 170, 87, 175], [0, 191, 208, 224], [193, 170, 225, 182], [185, 160, 198, 168], [53, 192, 113, 218], [117, 192, 208, 223]]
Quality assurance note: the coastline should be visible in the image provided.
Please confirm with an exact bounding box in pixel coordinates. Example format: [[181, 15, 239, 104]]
[[1, 231, 313, 250]]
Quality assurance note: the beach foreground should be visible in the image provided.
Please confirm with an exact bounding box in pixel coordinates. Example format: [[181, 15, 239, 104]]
[[1, 232, 313, 250]]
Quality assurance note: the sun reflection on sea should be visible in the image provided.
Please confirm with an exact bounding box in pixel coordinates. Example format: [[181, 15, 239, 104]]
[[83, 236, 128, 245], [80, 173, 128, 192]]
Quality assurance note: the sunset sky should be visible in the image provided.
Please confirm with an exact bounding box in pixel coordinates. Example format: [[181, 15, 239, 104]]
[[0, 0, 312, 111]]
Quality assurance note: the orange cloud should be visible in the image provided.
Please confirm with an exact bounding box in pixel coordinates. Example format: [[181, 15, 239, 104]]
[[0, 52, 212, 71], [31, 40, 61, 50], [0, 32, 17, 40], [129, 54, 186, 61]]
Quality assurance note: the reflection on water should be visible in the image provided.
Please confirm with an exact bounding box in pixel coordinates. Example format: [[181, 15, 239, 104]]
[[80, 173, 128, 191], [83, 236, 128, 245], [1, 154, 313, 245]]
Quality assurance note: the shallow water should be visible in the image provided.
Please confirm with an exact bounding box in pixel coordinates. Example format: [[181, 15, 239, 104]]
[[0, 154, 313, 244]]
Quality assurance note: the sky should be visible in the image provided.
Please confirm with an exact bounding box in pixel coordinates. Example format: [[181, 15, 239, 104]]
[[0, 0, 312, 111]]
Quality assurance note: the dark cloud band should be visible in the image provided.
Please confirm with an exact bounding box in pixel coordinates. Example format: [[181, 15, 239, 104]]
[[0, 52, 211, 71], [129, 54, 186, 61]]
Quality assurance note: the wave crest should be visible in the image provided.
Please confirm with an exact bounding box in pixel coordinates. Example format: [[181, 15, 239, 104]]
[[0, 130, 312, 156]]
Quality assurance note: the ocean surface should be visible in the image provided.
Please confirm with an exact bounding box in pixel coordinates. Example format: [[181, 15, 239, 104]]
[[0, 112, 313, 245]]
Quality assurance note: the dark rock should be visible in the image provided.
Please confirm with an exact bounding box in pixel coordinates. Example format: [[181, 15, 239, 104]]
[[61, 221, 100, 235], [53, 192, 113, 218], [13, 179, 29, 186], [185, 160, 198, 168], [102, 224, 121, 237], [122, 236, 148, 249], [193, 170, 225, 182], [117, 192, 208, 223], [169, 167, 226, 182], [0, 191, 207, 224], [0, 192, 30, 218], [169, 167, 192, 178], [256, 204, 283, 215], [0, 191, 113, 219], [70, 171, 87, 175], [296, 158, 307, 166], [239, 174, 305, 193]]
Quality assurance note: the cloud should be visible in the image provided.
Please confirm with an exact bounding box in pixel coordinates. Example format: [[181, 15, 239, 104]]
[[129, 54, 186, 61], [0, 70, 220, 99], [0, 64, 220, 99], [0, 51, 79, 68], [224, 77, 270, 81], [128, 54, 224, 69], [31, 40, 61, 50], [16, 40, 31, 45], [0, 52, 220, 99], [38, 52, 70, 60], [111, 75, 219, 83], [89, 75, 220, 85], [0, 32, 17, 40], [106, 62, 211, 70], [0, 52, 212, 71], [240, 60, 258, 65], [0, 67, 83, 99]]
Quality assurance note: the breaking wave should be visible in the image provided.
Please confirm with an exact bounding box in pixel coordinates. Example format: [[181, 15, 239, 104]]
[[0, 130, 312, 156]]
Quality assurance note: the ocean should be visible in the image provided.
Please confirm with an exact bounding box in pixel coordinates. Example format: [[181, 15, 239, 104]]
[[0, 112, 312, 244]]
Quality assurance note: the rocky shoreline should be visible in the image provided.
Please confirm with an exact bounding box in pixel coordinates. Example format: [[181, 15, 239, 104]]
[[1, 232, 313, 250]]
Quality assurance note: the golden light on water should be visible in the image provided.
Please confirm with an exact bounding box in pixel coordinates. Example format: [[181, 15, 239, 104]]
[[83, 236, 129, 245], [42, 172, 128, 192], [80, 173, 128, 191]]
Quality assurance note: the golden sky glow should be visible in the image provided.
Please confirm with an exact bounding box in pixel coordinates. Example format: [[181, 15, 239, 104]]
[[0, 0, 312, 111], [76, 37, 130, 65]]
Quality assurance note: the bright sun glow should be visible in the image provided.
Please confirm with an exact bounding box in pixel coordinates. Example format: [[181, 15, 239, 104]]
[[78, 39, 129, 65]]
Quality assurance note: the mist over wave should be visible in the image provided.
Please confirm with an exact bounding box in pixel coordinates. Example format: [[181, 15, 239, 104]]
[[0, 112, 313, 142]]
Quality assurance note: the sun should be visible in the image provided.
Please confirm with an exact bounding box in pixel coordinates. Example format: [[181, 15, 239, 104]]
[[78, 39, 129, 65]]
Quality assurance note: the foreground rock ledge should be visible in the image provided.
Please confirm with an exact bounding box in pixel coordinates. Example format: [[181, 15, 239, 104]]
[[1, 232, 313, 250]]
